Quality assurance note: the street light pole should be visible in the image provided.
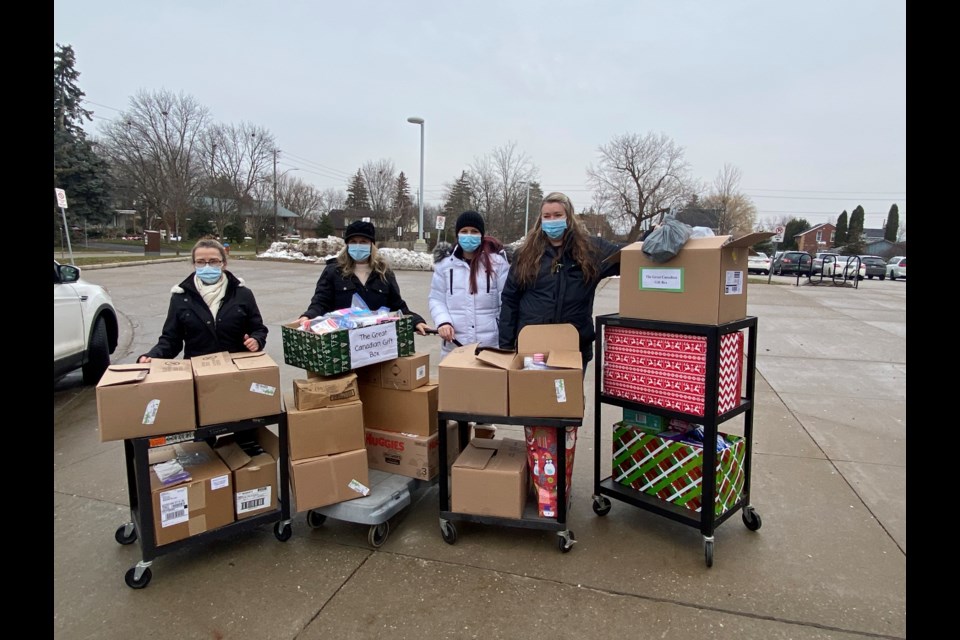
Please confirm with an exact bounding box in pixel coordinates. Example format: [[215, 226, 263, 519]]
[[273, 148, 279, 243], [523, 182, 532, 237], [407, 117, 426, 252]]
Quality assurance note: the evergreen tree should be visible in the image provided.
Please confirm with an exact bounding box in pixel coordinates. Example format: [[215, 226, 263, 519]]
[[54, 44, 113, 231], [443, 171, 474, 218], [884, 203, 899, 242], [845, 205, 866, 254], [345, 169, 371, 211], [834, 210, 849, 246], [783, 218, 811, 250], [391, 171, 414, 233]]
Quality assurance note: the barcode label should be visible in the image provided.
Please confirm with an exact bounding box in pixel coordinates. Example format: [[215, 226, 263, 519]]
[[159, 487, 189, 527], [724, 270, 744, 295], [236, 487, 271, 514]]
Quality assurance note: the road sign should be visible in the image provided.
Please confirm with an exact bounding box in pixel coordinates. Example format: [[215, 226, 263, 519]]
[[55, 188, 69, 209], [435, 215, 446, 230], [771, 225, 785, 243]]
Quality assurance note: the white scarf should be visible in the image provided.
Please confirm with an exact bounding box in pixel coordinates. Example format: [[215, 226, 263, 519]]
[[195, 274, 228, 317]]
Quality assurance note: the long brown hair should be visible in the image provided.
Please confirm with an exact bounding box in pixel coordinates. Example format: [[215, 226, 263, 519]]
[[511, 192, 598, 287]]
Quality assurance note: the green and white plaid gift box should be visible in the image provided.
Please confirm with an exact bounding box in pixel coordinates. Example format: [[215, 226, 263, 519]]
[[612, 422, 745, 516], [282, 316, 415, 376]]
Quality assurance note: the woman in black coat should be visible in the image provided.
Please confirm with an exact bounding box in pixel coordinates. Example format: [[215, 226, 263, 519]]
[[298, 220, 430, 334], [138, 239, 268, 362], [498, 192, 622, 370]]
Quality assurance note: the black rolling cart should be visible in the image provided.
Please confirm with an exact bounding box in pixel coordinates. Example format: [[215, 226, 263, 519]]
[[437, 412, 581, 552], [590, 314, 762, 567], [114, 412, 292, 588]]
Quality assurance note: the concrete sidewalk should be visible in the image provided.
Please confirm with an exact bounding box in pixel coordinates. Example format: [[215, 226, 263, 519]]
[[54, 261, 906, 639]]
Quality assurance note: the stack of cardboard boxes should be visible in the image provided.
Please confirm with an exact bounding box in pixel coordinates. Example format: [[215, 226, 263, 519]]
[[608, 232, 772, 514], [96, 352, 284, 546]]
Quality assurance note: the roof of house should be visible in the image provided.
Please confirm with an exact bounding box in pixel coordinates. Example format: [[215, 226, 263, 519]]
[[863, 228, 885, 239], [795, 222, 835, 237], [197, 196, 299, 218]]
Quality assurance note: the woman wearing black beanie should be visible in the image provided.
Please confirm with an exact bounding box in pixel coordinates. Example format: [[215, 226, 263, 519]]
[[428, 210, 510, 359]]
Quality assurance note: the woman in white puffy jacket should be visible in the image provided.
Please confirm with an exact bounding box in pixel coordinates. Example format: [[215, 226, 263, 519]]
[[429, 211, 511, 359]]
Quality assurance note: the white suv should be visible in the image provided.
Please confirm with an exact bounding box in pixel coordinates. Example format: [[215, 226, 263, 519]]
[[54, 261, 119, 384]]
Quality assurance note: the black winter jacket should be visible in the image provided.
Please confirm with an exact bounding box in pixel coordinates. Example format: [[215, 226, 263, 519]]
[[498, 236, 622, 364], [144, 271, 269, 360], [302, 260, 426, 326]]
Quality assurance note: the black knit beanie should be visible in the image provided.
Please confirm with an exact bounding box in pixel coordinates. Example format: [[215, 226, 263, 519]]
[[455, 210, 485, 236], [344, 220, 376, 243]]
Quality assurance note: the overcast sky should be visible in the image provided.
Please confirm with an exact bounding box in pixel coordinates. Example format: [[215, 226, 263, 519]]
[[54, 0, 905, 231]]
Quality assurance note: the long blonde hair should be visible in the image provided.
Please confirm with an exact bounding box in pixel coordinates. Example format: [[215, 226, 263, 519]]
[[511, 191, 598, 286], [336, 243, 390, 279]]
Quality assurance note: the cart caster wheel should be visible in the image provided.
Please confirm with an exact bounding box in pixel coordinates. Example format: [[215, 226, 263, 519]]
[[306, 510, 327, 529], [440, 520, 457, 545], [273, 522, 292, 542], [368, 522, 390, 548], [704, 539, 714, 568], [592, 496, 612, 517], [124, 567, 152, 589], [558, 531, 576, 553], [115, 523, 137, 545], [742, 507, 762, 531]]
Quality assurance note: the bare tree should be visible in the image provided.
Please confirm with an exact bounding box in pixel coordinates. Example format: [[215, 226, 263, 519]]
[[467, 142, 537, 240], [587, 132, 694, 241], [321, 188, 346, 212], [279, 175, 324, 230], [208, 122, 275, 236], [99, 89, 211, 253], [361, 159, 397, 222], [700, 163, 757, 235]]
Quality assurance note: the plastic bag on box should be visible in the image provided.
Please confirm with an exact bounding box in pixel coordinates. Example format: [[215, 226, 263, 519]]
[[641, 217, 693, 263], [524, 425, 578, 518]]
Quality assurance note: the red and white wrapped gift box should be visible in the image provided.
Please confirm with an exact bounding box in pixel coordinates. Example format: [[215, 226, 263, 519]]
[[602, 327, 744, 417]]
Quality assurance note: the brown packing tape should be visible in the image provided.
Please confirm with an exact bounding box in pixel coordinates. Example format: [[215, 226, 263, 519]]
[[189, 482, 206, 511], [188, 514, 207, 536]]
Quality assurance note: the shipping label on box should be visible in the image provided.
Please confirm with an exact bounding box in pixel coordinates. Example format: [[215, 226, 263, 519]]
[[379, 353, 430, 390], [191, 352, 281, 426], [293, 372, 359, 410], [213, 426, 280, 520], [96, 359, 197, 442], [612, 423, 745, 516], [602, 327, 744, 417], [282, 316, 415, 375]]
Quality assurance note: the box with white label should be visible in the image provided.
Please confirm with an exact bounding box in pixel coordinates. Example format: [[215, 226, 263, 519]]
[[191, 351, 281, 426], [214, 426, 280, 520], [281, 317, 415, 375], [149, 441, 235, 546]]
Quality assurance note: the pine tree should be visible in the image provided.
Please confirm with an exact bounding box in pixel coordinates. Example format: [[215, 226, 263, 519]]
[[345, 169, 371, 211], [54, 44, 113, 230], [834, 210, 849, 245], [443, 171, 473, 218], [845, 205, 866, 254], [391, 171, 414, 233], [783, 218, 811, 250], [884, 204, 899, 242]]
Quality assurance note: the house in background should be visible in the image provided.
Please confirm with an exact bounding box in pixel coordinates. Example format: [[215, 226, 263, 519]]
[[795, 223, 836, 254]]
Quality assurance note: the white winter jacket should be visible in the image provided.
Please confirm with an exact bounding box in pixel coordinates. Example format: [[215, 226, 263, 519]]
[[429, 246, 511, 358]]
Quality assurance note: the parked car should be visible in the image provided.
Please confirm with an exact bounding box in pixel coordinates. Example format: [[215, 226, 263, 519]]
[[886, 256, 906, 280], [747, 252, 771, 275], [822, 255, 863, 279], [812, 252, 840, 275], [773, 251, 813, 276], [858, 255, 887, 280], [54, 260, 119, 384]]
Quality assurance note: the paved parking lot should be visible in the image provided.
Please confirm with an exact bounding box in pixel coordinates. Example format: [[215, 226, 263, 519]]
[[54, 259, 906, 639]]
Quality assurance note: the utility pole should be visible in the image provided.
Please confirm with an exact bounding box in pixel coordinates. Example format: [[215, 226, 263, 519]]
[[273, 148, 279, 243]]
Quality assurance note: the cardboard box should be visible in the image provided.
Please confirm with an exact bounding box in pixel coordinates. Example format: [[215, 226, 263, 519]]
[[437, 343, 509, 416], [289, 448, 370, 512], [96, 359, 196, 442], [281, 316, 415, 375], [452, 438, 528, 519], [474, 324, 584, 419], [214, 426, 280, 520], [602, 326, 744, 417], [191, 352, 282, 426], [353, 362, 381, 386], [357, 382, 438, 437], [149, 441, 235, 546], [378, 353, 430, 390], [612, 423, 746, 516], [284, 393, 365, 460], [617, 232, 774, 325], [364, 423, 459, 480], [292, 372, 359, 410]]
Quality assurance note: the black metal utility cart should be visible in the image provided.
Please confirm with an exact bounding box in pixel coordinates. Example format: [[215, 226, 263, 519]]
[[437, 412, 581, 552], [114, 412, 291, 588], [591, 314, 762, 567]]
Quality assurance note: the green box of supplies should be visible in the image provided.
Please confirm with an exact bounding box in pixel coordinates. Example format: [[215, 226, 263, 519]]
[[282, 316, 415, 376]]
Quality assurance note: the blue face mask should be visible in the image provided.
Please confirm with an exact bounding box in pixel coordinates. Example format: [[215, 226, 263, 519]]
[[195, 265, 222, 284], [347, 245, 371, 261], [458, 234, 482, 252], [542, 219, 567, 240]]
